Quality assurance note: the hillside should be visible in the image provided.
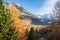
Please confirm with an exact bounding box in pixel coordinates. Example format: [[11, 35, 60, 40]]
[[5, 2, 47, 40]]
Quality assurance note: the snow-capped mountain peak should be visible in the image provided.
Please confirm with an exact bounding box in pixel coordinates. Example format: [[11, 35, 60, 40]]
[[15, 3, 22, 7]]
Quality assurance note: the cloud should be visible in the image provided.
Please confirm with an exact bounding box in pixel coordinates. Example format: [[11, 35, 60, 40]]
[[36, 0, 58, 15]]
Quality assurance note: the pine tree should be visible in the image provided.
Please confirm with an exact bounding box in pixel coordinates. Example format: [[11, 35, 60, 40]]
[[28, 27, 37, 40], [0, 0, 18, 40]]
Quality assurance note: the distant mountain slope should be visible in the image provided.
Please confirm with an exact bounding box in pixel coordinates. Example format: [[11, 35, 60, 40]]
[[12, 2, 51, 25], [39, 14, 51, 25]]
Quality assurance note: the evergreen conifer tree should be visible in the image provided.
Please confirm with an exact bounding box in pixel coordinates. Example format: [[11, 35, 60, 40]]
[[0, 0, 18, 40], [28, 27, 37, 40]]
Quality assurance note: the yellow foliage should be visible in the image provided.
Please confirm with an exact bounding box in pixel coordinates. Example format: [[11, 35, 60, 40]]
[[9, 3, 31, 40]]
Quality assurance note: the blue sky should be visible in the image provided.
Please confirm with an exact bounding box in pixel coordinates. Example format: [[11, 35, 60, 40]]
[[4, 0, 58, 16]]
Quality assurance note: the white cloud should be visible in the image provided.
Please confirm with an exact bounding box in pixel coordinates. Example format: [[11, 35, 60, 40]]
[[36, 0, 58, 15]]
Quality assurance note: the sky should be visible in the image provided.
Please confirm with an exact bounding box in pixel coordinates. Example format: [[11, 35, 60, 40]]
[[4, 0, 58, 16]]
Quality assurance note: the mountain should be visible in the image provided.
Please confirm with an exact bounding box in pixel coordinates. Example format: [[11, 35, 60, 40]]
[[38, 14, 51, 25], [5, 2, 45, 25]]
